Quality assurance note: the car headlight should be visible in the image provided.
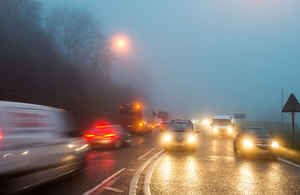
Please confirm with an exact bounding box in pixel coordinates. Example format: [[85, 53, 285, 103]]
[[164, 135, 171, 141], [213, 128, 218, 132], [189, 136, 195, 142], [244, 140, 253, 147], [228, 129, 232, 133], [272, 141, 279, 148]]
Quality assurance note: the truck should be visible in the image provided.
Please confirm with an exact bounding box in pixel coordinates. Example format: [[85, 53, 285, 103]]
[[157, 111, 171, 121], [210, 115, 233, 137], [119, 104, 156, 134]]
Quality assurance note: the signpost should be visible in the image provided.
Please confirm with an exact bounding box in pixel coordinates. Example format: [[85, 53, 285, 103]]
[[234, 113, 246, 124], [282, 93, 300, 145]]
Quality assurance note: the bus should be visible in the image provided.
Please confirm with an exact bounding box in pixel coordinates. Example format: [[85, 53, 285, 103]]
[[119, 104, 156, 134], [157, 111, 171, 122]]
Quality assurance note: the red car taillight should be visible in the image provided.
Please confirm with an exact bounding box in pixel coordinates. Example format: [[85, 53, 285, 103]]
[[85, 134, 96, 138], [104, 134, 116, 139]]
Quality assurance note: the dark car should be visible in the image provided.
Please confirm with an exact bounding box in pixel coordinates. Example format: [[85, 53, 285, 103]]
[[159, 121, 171, 132], [233, 126, 279, 159], [85, 125, 132, 149], [163, 120, 199, 152]]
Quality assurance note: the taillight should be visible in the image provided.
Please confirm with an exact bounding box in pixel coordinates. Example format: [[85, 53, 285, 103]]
[[104, 134, 116, 139], [85, 134, 95, 138]]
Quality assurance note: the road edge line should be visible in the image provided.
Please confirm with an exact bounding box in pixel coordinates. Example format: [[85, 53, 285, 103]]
[[144, 152, 167, 195], [129, 149, 164, 195], [278, 158, 300, 168], [137, 147, 156, 160], [83, 168, 125, 195]]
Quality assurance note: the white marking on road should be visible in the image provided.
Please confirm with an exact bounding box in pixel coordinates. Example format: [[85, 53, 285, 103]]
[[159, 142, 163, 145], [127, 169, 136, 172], [278, 158, 300, 168], [83, 168, 125, 195], [137, 147, 156, 160], [104, 187, 124, 193], [129, 149, 165, 195], [133, 136, 141, 140], [144, 152, 167, 195]]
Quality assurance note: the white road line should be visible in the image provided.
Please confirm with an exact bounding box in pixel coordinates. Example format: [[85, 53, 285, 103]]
[[278, 158, 300, 168], [159, 142, 163, 145], [133, 136, 141, 140], [129, 149, 165, 195], [137, 147, 156, 160], [83, 168, 125, 195], [144, 152, 167, 195]]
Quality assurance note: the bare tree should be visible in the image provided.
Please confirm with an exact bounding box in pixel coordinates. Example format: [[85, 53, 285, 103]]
[[46, 5, 102, 68]]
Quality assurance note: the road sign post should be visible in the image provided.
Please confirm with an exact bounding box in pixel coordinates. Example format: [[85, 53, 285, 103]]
[[282, 93, 300, 145]]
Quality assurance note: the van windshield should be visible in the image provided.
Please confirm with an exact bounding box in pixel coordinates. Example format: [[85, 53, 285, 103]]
[[213, 119, 231, 125]]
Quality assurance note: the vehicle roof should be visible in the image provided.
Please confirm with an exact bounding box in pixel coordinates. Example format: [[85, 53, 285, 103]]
[[172, 120, 192, 123], [242, 126, 266, 129], [0, 100, 66, 113], [213, 115, 231, 119]]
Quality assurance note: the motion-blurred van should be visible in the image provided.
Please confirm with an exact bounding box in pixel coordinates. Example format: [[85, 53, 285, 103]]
[[210, 115, 233, 137], [0, 101, 90, 194]]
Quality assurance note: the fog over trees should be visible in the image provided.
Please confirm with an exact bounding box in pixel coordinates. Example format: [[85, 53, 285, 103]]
[[0, 0, 149, 128]]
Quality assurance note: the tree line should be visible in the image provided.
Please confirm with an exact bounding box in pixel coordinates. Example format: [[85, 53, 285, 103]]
[[0, 0, 149, 129]]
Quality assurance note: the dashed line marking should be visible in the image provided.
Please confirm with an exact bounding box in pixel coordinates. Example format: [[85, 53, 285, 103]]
[[137, 147, 156, 160]]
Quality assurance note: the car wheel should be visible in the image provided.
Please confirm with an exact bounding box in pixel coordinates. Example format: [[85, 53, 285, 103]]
[[233, 142, 237, 153], [126, 137, 132, 146], [112, 139, 122, 149]]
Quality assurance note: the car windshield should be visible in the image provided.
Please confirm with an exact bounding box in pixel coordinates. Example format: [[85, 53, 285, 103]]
[[213, 119, 231, 125], [244, 128, 272, 138], [168, 123, 193, 131]]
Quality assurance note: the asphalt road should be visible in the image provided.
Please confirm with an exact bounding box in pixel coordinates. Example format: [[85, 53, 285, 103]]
[[22, 125, 300, 195]]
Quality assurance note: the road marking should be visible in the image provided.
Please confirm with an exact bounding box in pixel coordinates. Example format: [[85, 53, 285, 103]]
[[144, 152, 167, 195], [278, 158, 300, 168], [104, 187, 124, 193], [159, 142, 163, 145], [83, 168, 125, 195], [137, 147, 156, 160], [129, 149, 164, 195], [133, 136, 141, 140]]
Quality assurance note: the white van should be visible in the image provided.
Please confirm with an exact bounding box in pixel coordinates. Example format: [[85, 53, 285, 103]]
[[0, 101, 90, 194], [210, 115, 233, 137]]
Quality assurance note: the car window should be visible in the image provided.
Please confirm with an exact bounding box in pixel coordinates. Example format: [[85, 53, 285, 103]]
[[244, 128, 271, 138], [168, 123, 193, 131]]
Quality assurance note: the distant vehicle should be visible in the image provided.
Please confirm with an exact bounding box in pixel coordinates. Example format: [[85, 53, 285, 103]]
[[210, 115, 233, 137], [85, 125, 132, 149], [0, 101, 90, 194], [157, 111, 171, 121], [233, 126, 278, 159], [159, 121, 171, 132], [119, 104, 156, 134], [163, 120, 199, 152], [154, 118, 162, 128]]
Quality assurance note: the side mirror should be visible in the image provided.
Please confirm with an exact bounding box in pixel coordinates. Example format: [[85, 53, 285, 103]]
[[210, 123, 213, 127]]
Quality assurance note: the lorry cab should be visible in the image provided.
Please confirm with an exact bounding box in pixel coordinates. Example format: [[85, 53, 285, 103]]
[[210, 115, 233, 138]]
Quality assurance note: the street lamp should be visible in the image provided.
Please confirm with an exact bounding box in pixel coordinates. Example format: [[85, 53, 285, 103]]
[[106, 40, 125, 111]]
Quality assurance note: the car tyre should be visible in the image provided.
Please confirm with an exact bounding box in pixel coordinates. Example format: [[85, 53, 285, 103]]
[[112, 139, 122, 149], [233, 142, 237, 153]]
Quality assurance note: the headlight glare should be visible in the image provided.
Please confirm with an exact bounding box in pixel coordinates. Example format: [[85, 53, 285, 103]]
[[244, 140, 253, 147], [213, 128, 217, 132], [228, 129, 232, 133], [189, 136, 195, 142], [272, 141, 279, 148], [164, 135, 171, 141]]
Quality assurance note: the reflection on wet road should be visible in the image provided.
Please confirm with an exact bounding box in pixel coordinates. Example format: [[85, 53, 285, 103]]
[[151, 126, 300, 194]]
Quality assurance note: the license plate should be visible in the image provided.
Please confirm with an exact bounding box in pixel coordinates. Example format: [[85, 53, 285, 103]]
[[257, 149, 270, 153], [128, 125, 133, 127], [174, 142, 185, 146]]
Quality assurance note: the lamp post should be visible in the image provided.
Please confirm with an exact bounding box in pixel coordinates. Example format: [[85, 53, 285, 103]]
[[106, 41, 124, 111]]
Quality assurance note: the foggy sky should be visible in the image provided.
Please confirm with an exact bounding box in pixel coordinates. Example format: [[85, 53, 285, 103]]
[[42, 0, 300, 122]]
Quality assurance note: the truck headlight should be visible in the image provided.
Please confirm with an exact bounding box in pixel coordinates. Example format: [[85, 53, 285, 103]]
[[164, 135, 171, 141], [213, 129, 218, 132], [244, 140, 253, 147], [272, 141, 279, 148], [189, 136, 195, 142], [228, 129, 232, 133]]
